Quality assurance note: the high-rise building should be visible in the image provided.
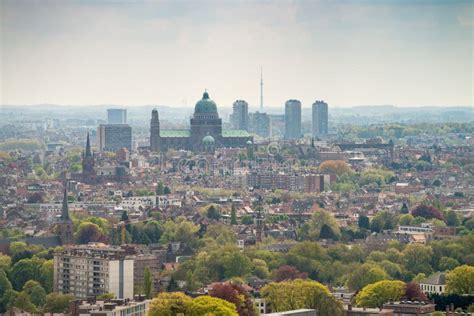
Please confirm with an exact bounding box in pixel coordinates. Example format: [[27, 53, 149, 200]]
[[53, 244, 134, 299], [97, 124, 132, 152], [230, 100, 249, 130], [284, 100, 301, 139], [107, 109, 127, 124], [150, 109, 160, 152], [249, 112, 271, 138], [312, 100, 328, 137]]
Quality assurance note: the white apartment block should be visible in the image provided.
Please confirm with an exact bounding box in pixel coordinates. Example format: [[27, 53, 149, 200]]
[[53, 244, 134, 299]]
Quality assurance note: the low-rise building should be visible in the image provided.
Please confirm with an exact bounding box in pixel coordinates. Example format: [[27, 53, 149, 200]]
[[419, 272, 446, 295], [70, 297, 150, 316]]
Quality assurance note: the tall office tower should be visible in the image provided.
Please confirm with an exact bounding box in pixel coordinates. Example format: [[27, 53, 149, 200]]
[[312, 100, 329, 137], [53, 244, 134, 299], [249, 112, 271, 138], [150, 109, 160, 152], [231, 100, 249, 130], [97, 124, 132, 152], [284, 99, 302, 139], [107, 108, 127, 124]]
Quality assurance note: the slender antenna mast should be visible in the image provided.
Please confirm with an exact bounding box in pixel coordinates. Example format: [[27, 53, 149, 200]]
[[260, 67, 264, 112]]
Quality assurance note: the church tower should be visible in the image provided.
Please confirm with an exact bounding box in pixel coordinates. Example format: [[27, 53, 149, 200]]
[[255, 206, 263, 243], [150, 109, 160, 152], [82, 132, 96, 183], [57, 187, 74, 245]]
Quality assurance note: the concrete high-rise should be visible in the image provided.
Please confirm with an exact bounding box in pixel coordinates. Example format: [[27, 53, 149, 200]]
[[97, 124, 132, 152], [249, 112, 271, 138], [107, 109, 127, 124], [150, 109, 160, 152], [284, 100, 301, 139], [53, 244, 134, 299], [312, 100, 328, 137], [230, 100, 249, 131]]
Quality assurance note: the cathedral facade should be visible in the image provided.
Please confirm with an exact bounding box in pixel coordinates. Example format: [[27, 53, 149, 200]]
[[150, 91, 252, 152]]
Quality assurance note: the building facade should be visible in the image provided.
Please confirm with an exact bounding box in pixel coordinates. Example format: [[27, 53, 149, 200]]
[[230, 100, 249, 130], [107, 109, 127, 124], [312, 100, 328, 137], [285, 100, 302, 139], [249, 112, 271, 137], [150, 91, 252, 152], [53, 244, 134, 299], [98, 124, 132, 152]]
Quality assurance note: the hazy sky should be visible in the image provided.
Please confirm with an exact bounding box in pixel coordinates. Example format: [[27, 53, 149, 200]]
[[1, 0, 473, 108]]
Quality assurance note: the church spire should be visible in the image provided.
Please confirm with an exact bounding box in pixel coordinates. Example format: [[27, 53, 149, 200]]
[[85, 132, 92, 157], [61, 187, 70, 221]]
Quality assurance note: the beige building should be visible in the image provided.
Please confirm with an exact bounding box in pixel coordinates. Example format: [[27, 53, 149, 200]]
[[53, 243, 134, 299]]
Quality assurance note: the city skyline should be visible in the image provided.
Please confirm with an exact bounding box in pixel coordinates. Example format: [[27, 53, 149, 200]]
[[1, 0, 472, 107]]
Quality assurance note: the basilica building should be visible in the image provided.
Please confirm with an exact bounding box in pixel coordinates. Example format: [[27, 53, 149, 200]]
[[150, 91, 252, 152]]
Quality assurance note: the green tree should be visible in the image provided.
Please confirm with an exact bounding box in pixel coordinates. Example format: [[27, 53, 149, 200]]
[[400, 202, 409, 214], [96, 293, 115, 300], [11, 258, 43, 290], [0, 254, 11, 271], [300, 209, 341, 240], [43, 292, 74, 313], [445, 210, 460, 227], [261, 279, 343, 316], [358, 215, 370, 230], [156, 182, 165, 195], [8, 291, 37, 313], [223, 251, 252, 279], [445, 265, 474, 294], [187, 296, 238, 316], [241, 215, 253, 225], [9, 241, 28, 257], [0, 269, 13, 313], [402, 244, 434, 275], [40, 260, 54, 293], [148, 292, 193, 316], [252, 259, 270, 279], [347, 263, 389, 291], [159, 218, 200, 247], [206, 205, 221, 220], [230, 204, 238, 225], [319, 160, 352, 177], [144, 266, 153, 299], [121, 211, 129, 222], [356, 280, 405, 308], [438, 257, 460, 271], [74, 222, 108, 244], [399, 214, 415, 226], [22, 280, 46, 307]]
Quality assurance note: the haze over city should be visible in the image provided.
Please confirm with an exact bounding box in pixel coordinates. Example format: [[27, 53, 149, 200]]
[[1, 0, 473, 107]]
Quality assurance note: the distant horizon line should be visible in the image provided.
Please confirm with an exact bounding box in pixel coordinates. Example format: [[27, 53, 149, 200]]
[[1, 104, 473, 109]]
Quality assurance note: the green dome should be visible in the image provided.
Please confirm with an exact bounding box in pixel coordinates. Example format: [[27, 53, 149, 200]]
[[195, 91, 217, 114], [202, 135, 215, 144]]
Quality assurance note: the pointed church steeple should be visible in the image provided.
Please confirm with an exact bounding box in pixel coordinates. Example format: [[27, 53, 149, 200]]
[[61, 187, 70, 221], [85, 132, 92, 157]]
